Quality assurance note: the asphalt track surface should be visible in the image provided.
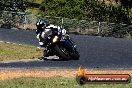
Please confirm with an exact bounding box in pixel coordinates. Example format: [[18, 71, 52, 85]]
[[0, 28, 132, 69]]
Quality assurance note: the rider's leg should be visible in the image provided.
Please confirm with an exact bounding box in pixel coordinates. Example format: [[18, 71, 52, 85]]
[[41, 31, 52, 57], [41, 29, 52, 47], [36, 32, 48, 57], [37, 33, 44, 47]]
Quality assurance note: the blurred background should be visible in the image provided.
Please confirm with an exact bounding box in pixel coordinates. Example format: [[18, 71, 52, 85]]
[[0, 0, 132, 38]]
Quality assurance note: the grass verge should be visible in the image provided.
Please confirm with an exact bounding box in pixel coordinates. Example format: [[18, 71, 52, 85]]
[[0, 42, 43, 61]]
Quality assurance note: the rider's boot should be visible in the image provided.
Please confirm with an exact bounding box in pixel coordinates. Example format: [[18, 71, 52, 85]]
[[43, 46, 49, 57]]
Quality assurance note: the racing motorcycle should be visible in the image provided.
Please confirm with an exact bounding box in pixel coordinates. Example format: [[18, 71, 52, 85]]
[[43, 27, 80, 61]]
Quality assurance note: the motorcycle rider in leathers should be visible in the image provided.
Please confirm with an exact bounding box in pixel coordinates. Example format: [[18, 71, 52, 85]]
[[36, 19, 67, 57]]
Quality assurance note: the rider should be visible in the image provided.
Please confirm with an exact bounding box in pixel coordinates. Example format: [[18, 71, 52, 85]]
[[36, 19, 67, 57]]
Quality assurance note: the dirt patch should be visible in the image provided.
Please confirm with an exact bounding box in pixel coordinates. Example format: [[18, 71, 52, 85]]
[[0, 69, 132, 81]]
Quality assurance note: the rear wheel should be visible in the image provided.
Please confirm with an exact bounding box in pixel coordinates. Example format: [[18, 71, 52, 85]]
[[54, 45, 71, 61]]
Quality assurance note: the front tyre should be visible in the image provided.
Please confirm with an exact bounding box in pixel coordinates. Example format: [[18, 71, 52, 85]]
[[54, 45, 71, 61]]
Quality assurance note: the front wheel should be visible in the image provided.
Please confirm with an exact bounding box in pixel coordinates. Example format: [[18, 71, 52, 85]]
[[54, 45, 71, 61]]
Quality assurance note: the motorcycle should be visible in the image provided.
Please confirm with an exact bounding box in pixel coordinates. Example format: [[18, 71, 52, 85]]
[[43, 27, 80, 61]]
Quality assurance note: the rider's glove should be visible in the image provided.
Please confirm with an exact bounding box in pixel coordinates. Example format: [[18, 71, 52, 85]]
[[61, 29, 67, 35]]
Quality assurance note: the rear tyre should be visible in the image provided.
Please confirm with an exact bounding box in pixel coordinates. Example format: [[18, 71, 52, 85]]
[[54, 45, 70, 61]]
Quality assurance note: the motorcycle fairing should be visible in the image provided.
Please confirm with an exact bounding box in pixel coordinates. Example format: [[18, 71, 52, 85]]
[[59, 36, 76, 51]]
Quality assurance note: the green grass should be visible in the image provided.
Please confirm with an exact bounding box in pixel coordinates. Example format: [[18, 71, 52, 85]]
[[0, 77, 131, 88], [0, 42, 43, 61]]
